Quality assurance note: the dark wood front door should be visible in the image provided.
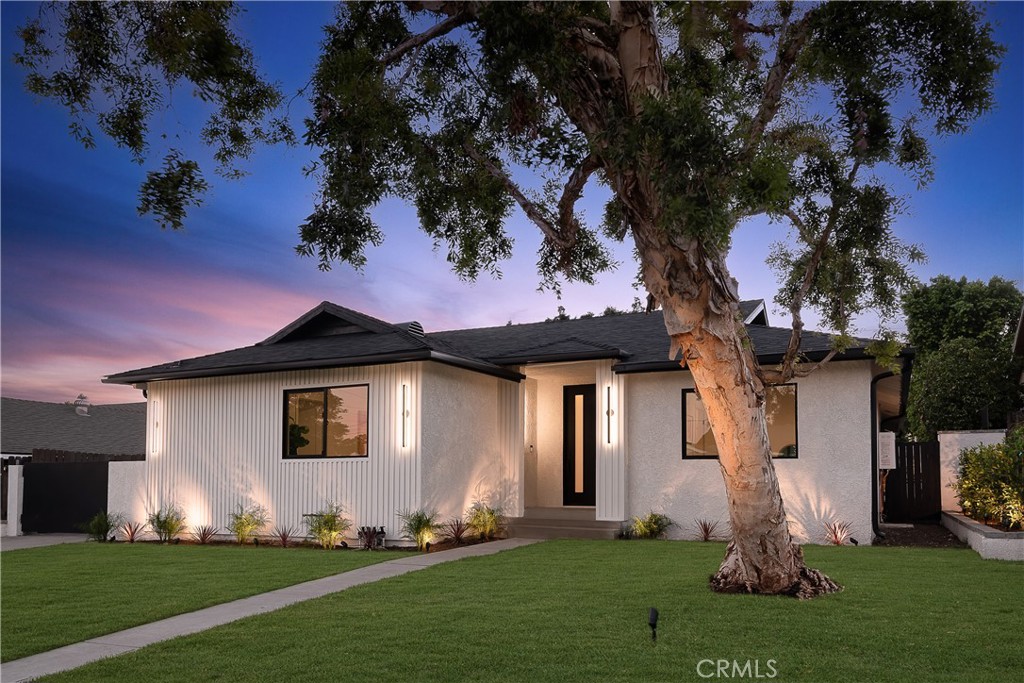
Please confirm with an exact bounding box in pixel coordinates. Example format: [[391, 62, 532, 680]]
[[563, 384, 596, 506]]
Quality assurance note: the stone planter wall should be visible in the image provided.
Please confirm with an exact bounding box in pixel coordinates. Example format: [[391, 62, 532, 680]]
[[942, 511, 1024, 561]]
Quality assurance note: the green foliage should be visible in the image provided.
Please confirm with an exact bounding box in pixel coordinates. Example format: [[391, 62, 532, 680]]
[[631, 512, 673, 539], [15, 3, 1005, 356], [15, 1, 291, 229], [903, 276, 1024, 440], [80, 510, 124, 542], [303, 503, 352, 550], [466, 502, 505, 540], [952, 427, 1024, 530], [147, 504, 187, 543], [903, 276, 1024, 355], [398, 508, 439, 551], [227, 503, 270, 545], [137, 151, 209, 230], [907, 339, 1024, 440]]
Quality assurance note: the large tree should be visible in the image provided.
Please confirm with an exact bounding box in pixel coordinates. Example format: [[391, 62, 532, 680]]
[[17, 1, 1002, 597], [904, 276, 1024, 440]]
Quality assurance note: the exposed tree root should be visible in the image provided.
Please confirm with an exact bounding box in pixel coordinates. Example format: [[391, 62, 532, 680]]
[[709, 542, 842, 599]]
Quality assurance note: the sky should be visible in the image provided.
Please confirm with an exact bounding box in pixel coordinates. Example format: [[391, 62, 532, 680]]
[[1, 1, 1022, 405]]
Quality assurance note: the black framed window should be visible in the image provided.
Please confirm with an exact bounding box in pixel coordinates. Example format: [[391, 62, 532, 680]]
[[682, 384, 797, 459], [284, 384, 369, 458]]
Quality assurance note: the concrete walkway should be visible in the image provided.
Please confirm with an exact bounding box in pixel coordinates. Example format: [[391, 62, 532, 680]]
[[1, 538, 539, 682], [0, 533, 89, 552]]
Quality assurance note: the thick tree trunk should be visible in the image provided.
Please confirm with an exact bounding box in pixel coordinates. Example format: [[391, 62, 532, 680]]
[[605, 0, 838, 598], [633, 230, 841, 599]]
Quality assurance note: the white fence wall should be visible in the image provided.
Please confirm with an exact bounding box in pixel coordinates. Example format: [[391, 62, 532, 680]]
[[937, 429, 1006, 511], [140, 362, 423, 540]]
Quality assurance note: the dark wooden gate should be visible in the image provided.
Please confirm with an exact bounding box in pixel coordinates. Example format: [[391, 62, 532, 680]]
[[22, 461, 109, 533], [885, 441, 941, 523]]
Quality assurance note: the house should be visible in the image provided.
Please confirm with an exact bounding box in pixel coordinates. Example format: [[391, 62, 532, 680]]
[[1, 397, 147, 458], [2, 397, 146, 528], [101, 300, 908, 544]]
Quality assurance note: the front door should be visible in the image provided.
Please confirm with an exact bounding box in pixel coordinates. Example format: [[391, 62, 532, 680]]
[[563, 384, 596, 506]]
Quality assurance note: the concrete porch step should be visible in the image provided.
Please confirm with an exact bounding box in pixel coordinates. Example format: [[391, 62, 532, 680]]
[[507, 513, 621, 540]]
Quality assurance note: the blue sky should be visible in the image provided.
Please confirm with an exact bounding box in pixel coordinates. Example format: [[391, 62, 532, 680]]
[[1, 1, 1022, 403]]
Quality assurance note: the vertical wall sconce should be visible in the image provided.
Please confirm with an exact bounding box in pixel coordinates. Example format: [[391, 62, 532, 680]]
[[605, 386, 614, 444], [401, 383, 410, 448], [150, 399, 160, 456]]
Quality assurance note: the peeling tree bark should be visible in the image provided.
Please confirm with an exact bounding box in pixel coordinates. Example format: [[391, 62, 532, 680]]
[[606, 1, 840, 599], [629, 228, 841, 598]]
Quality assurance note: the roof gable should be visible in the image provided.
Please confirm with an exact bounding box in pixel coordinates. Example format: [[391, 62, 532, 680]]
[[260, 302, 408, 345]]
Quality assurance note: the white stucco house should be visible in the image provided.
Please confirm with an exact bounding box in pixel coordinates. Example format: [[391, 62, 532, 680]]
[[102, 300, 908, 545]]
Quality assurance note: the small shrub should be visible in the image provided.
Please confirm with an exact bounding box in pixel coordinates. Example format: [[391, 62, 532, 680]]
[[466, 502, 505, 540], [191, 525, 218, 544], [81, 510, 124, 542], [632, 512, 673, 539], [952, 427, 1024, 529], [227, 503, 271, 544], [273, 525, 297, 548], [823, 520, 853, 545], [120, 520, 145, 543], [399, 508, 439, 551], [439, 518, 470, 545], [147, 504, 187, 543], [617, 523, 635, 540], [303, 503, 351, 549], [693, 518, 720, 542]]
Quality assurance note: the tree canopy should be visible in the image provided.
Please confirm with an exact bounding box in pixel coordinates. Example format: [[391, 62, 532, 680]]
[[17, 2, 1003, 360], [904, 275, 1023, 440]]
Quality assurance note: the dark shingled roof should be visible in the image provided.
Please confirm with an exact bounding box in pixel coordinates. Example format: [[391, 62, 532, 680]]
[[104, 299, 881, 385], [1, 398, 146, 456]]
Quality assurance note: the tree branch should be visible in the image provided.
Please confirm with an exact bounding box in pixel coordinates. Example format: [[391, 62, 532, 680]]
[[742, 9, 813, 156], [463, 143, 569, 249], [557, 154, 600, 239], [775, 160, 863, 381], [381, 10, 472, 66]]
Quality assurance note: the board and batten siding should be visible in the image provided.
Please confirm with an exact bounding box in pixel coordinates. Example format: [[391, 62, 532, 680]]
[[139, 362, 423, 540]]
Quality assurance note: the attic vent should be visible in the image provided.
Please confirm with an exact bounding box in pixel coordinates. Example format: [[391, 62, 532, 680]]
[[396, 321, 425, 337], [73, 393, 91, 417]]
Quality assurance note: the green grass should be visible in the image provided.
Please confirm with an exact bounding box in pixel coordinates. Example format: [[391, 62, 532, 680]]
[[0, 542, 397, 662], [37, 541, 1023, 682]]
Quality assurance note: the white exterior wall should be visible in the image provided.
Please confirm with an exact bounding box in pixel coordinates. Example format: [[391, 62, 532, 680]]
[[625, 361, 875, 544], [108, 460, 148, 527], [937, 429, 1006, 511], [420, 363, 523, 520], [139, 362, 422, 540]]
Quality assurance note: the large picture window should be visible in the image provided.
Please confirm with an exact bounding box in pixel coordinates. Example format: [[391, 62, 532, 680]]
[[284, 385, 369, 458], [682, 384, 797, 459]]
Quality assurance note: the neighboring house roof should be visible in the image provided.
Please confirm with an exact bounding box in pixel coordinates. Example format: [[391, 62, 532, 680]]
[[1, 398, 146, 456], [104, 299, 888, 385]]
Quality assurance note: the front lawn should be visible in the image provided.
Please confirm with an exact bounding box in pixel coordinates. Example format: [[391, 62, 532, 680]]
[[40, 541, 1023, 682], [0, 542, 396, 662]]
